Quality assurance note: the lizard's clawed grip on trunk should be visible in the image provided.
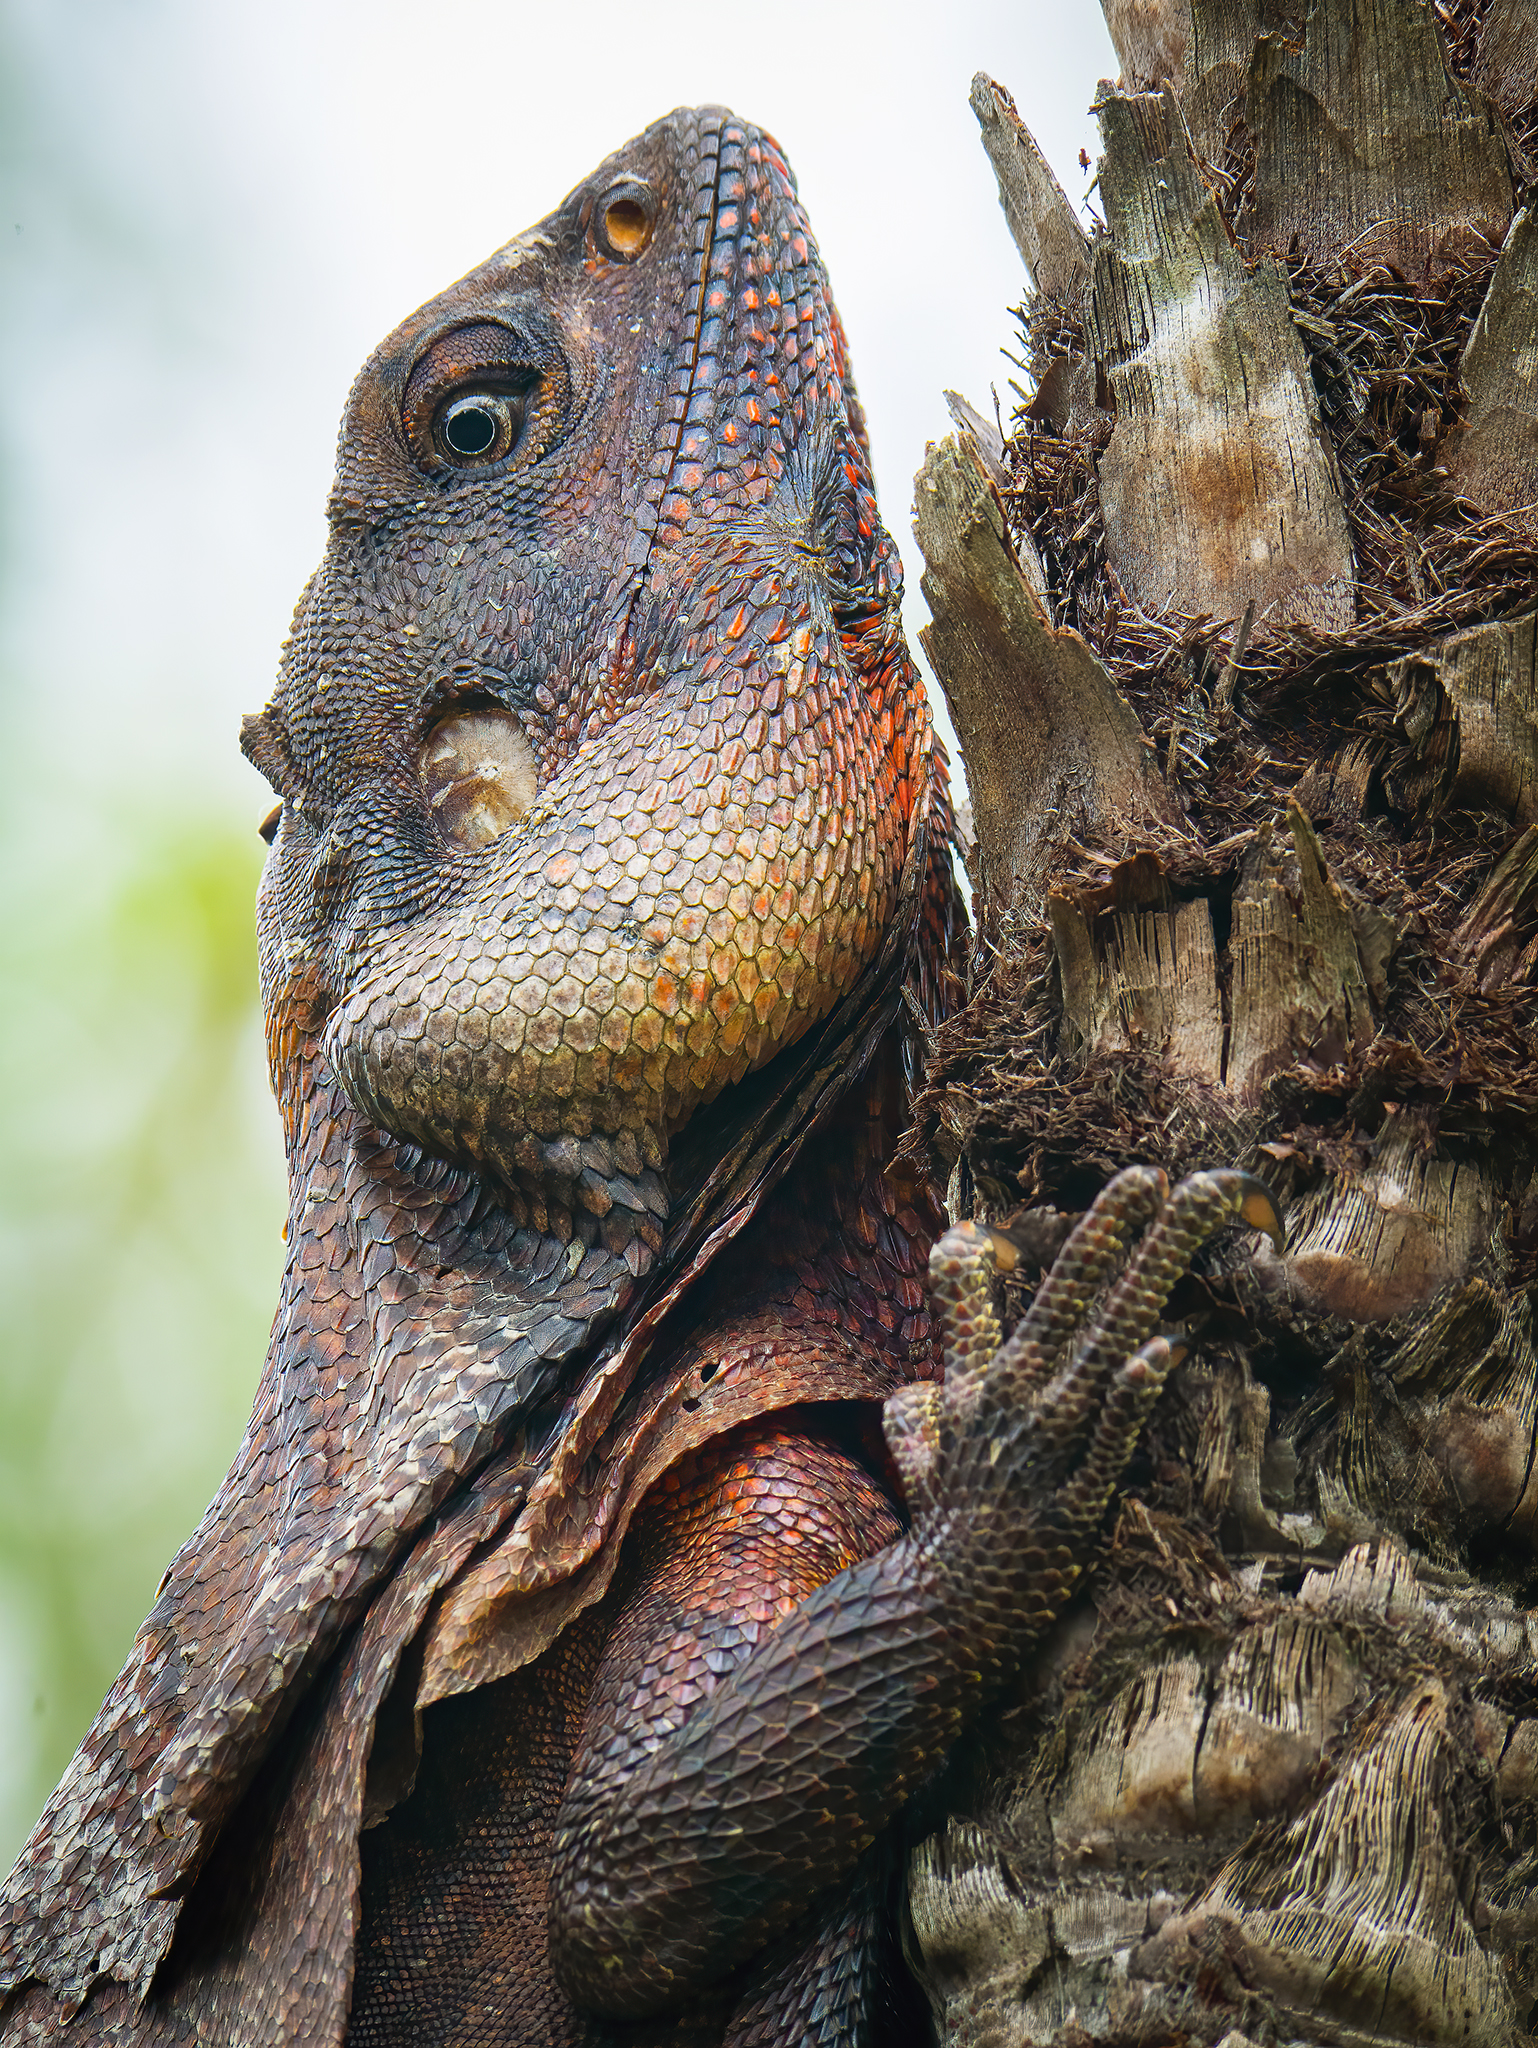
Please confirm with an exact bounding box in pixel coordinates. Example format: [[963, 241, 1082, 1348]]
[[545, 1166, 1281, 2021]]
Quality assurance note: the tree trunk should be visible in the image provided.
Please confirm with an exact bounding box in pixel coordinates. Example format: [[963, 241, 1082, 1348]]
[[902, 5, 1538, 2042]]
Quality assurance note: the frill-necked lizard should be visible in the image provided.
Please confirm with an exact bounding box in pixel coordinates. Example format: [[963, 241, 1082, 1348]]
[[0, 107, 1278, 2047]]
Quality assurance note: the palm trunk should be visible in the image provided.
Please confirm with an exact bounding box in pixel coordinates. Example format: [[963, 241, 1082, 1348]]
[[902, 4, 1538, 2042]]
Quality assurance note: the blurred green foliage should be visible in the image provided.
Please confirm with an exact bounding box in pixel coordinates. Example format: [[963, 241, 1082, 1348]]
[[0, 825, 286, 1871], [0, 3, 289, 1873]]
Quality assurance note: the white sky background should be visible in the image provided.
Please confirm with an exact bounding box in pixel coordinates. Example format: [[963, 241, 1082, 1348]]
[[2, 0, 1117, 827]]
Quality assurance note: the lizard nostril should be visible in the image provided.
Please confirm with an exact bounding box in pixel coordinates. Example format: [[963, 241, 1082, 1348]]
[[421, 707, 539, 851], [597, 187, 653, 261]]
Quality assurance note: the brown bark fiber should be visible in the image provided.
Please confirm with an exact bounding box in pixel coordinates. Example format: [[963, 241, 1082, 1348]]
[[904, 1, 1538, 2039]]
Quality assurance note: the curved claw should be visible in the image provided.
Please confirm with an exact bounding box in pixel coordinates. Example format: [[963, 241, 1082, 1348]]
[[1231, 1171, 1286, 1250], [979, 1223, 1024, 1275], [1052, 1167, 1279, 1411]]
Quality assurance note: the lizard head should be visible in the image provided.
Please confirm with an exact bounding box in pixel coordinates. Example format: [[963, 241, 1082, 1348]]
[[243, 105, 930, 1255]]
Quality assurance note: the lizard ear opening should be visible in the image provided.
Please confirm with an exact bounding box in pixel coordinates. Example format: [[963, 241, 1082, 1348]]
[[421, 707, 539, 851]]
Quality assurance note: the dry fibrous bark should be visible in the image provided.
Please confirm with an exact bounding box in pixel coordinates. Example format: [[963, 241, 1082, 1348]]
[[904, 0, 1538, 2040], [913, 432, 1169, 920], [970, 76, 1092, 303], [1086, 86, 1355, 631], [1452, 205, 1538, 540]]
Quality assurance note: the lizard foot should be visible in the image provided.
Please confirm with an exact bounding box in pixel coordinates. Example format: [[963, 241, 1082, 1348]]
[[886, 1165, 1283, 1593]]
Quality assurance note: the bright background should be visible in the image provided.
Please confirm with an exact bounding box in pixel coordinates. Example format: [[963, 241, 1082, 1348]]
[[0, 0, 1116, 1869]]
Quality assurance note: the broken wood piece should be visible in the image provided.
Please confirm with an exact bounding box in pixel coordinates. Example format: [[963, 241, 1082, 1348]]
[[1154, 1673, 1521, 2043], [1449, 207, 1538, 544], [1247, 0, 1513, 273], [1389, 605, 1538, 827], [942, 389, 1010, 493], [1051, 1653, 1210, 1857], [1049, 854, 1225, 1082], [1454, 823, 1538, 988], [1087, 88, 1354, 633], [1314, 1278, 1538, 1559], [1290, 738, 1376, 824], [1212, 596, 1256, 714], [912, 431, 1170, 923], [969, 74, 1092, 304], [1226, 804, 1385, 1101], [1200, 1361, 1328, 1553], [1263, 1114, 1493, 1322], [1020, 351, 1105, 437]]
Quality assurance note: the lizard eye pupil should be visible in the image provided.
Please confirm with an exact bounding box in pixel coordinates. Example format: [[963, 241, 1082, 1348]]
[[434, 389, 526, 465], [443, 402, 497, 456]]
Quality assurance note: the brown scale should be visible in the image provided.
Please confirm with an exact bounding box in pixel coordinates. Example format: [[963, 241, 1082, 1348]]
[[348, 1418, 902, 2048], [0, 105, 1278, 2048]]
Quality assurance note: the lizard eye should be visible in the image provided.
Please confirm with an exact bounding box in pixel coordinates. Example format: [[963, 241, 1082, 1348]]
[[421, 707, 539, 850], [402, 320, 568, 478], [596, 181, 654, 261], [433, 387, 528, 466]]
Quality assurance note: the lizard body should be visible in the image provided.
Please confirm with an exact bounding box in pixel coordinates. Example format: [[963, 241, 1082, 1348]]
[[0, 107, 1273, 2047]]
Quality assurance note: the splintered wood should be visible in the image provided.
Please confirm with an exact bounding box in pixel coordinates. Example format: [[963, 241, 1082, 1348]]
[[1451, 207, 1538, 539], [913, 430, 1168, 918], [1455, 823, 1538, 985], [1276, 1114, 1493, 1317], [968, 74, 1091, 301], [1087, 89, 1353, 632], [909, 3, 1538, 2039], [1052, 886, 1225, 1082], [1307, 1277, 1538, 1553], [1248, 0, 1514, 271], [1390, 605, 1538, 826], [1225, 804, 1381, 1100]]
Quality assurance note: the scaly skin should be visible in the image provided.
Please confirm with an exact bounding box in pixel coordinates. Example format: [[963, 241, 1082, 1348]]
[[0, 106, 1277, 2048]]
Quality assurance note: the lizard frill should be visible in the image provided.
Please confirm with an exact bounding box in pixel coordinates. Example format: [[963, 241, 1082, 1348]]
[[0, 106, 950, 2042]]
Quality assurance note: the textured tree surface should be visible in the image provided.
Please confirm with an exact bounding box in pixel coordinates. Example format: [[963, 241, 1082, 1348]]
[[904, 4, 1538, 2042]]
